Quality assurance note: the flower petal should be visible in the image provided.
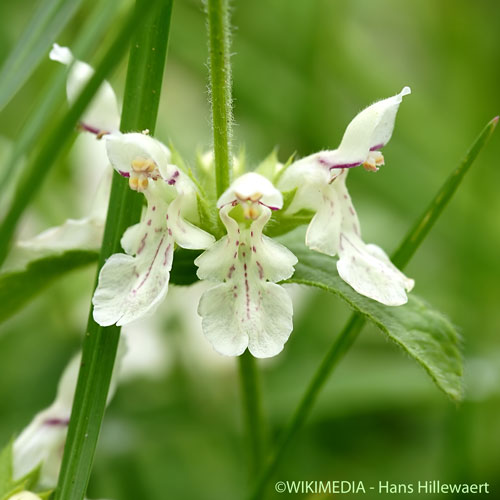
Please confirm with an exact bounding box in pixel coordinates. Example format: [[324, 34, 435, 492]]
[[196, 206, 296, 358], [18, 216, 103, 253], [318, 86, 411, 168], [92, 197, 174, 326], [105, 132, 171, 177], [337, 236, 414, 306], [197, 284, 250, 356], [9, 492, 43, 500], [167, 194, 215, 250], [50, 44, 120, 133], [198, 281, 293, 357], [217, 172, 283, 210], [4, 216, 104, 272], [13, 342, 125, 487], [304, 185, 343, 256]]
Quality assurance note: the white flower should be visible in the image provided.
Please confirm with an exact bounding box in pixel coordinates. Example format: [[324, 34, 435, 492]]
[[92, 133, 215, 326], [3, 48, 116, 272], [13, 342, 125, 488], [195, 172, 297, 358], [49, 44, 120, 135], [279, 87, 414, 306], [8, 492, 43, 500]]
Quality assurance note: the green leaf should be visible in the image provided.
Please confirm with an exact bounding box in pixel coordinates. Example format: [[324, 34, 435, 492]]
[[254, 148, 279, 179], [281, 229, 463, 401], [0, 0, 83, 111], [0, 250, 98, 325]]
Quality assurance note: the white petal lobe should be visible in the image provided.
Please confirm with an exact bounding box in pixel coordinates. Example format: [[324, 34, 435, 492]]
[[50, 44, 119, 132], [93, 197, 174, 326], [196, 206, 296, 358]]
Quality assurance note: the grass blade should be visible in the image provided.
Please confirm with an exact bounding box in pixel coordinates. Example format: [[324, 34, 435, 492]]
[[392, 116, 499, 268], [54, 1, 173, 499], [0, 0, 83, 111], [0, 0, 120, 202]]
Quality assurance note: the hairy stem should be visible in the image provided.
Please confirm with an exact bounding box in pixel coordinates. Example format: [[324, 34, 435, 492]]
[[205, 0, 264, 478], [206, 0, 233, 197], [54, 2, 173, 499]]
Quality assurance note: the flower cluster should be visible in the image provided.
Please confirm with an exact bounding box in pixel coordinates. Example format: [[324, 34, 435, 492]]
[[49, 46, 413, 358]]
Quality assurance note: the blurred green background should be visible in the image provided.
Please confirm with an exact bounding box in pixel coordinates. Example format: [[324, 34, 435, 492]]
[[1, 0, 499, 498]]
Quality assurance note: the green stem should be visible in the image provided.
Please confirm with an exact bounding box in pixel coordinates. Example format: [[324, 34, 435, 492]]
[[54, 2, 173, 499], [248, 117, 498, 500], [238, 351, 265, 477], [206, 0, 232, 197], [206, 0, 264, 477]]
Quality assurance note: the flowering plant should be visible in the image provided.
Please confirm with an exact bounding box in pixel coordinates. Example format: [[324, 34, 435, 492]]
[[0, 1, 497, 499]]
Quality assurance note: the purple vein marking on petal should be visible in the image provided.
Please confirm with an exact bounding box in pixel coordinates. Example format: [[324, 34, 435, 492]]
[[228, 264, 236, 279], [318, 157, 362, 170], [135, 236, 165, 293], [44, 417, 70, 427], [167, 170, 180, 185], [330, 161, 363, 170], [79, 122, 102, 135], [370, 143, 385, 151], [340, 233, 363, 256], [260, 201, 280, 211], [256, 261, 264, 279], [137, 233, 148, 254], [244, 271, 251, 319], [119, 170, 130, 178], [163, 243, 172, 266]]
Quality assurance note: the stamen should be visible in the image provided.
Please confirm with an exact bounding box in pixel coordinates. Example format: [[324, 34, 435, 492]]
[[243, 204, 260, 220], [249, 192, 262, 202], [129, 176, 139, 190], [131, 157, 156, 173], [362, 151, 384, 172]]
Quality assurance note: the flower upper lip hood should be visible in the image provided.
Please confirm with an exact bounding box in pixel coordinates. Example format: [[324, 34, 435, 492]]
[[106, 132, 172, 178], [314, 86, 411, 171], [217, 172, 283, 211], [49, 43, 120, 135]]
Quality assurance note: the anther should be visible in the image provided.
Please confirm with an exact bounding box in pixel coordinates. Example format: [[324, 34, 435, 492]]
[[131, 157, 156, 173]]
